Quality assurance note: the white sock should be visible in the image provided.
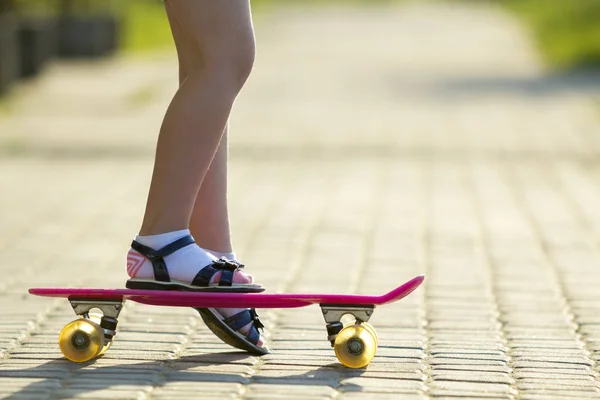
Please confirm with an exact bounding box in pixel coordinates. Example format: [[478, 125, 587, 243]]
[[203, 249, 237, 261], [126, 229, 217, 282]]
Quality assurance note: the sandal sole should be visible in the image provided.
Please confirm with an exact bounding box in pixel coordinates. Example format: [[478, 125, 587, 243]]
[[196, 308, 270, 355], [125, 279, 265, 293]]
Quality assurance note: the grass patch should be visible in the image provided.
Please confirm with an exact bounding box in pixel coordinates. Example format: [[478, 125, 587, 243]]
[[0, 96, 16, 116], [0, 86, 24, 116], [505, 0, 600, 70], [118, 0, 173, 54]]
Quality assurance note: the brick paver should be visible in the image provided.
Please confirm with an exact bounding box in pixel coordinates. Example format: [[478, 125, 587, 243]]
[[1, 2, 600, 399]]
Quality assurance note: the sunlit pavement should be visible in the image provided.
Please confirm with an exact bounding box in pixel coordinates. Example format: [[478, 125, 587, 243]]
[[1, 3, 600, 399]]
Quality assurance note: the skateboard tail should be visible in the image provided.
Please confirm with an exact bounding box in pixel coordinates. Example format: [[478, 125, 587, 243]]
[[378, 274, 425, 305]]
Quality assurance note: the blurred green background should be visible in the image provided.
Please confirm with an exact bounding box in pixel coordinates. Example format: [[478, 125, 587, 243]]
[[1, 0, 599, 97], [8, 0, 600, 65], [120, 0, 600, 69], [128, 0, 600, 70], [505, 0, 600, 69]]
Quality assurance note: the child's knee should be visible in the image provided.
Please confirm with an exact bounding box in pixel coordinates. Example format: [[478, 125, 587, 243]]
[[205, 37, 256, 92]]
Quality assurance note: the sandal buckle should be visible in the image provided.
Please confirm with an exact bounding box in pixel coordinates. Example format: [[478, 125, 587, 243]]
[[249, 309, 265, 330], [214, 258, 241, 271]]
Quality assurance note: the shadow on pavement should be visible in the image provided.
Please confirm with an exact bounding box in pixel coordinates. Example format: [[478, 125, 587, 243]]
[[0, 352, 366, 399], [390, 69, 600, 99], [440, 70, 600, 97]]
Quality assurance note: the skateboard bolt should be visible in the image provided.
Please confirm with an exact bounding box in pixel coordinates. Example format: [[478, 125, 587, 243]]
[[71, 331, 90, 349], [347, 338, 364, 355]]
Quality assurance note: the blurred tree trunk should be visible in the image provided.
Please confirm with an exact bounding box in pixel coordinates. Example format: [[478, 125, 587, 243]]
[[0, 0, 19, 94], [57, 0, 118, 58]]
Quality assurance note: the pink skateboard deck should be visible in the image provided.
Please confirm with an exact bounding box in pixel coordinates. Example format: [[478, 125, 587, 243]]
[[29, 274, 424, 309]]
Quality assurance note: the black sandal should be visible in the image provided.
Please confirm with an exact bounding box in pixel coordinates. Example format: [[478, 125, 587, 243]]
[[196, 307, 270, 355], [125, 235, 264, 293]]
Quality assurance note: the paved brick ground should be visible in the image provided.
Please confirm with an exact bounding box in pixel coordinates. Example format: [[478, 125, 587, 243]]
[[1, 2, 600, 399]]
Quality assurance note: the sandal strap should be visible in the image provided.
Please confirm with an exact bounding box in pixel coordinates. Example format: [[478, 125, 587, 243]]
[[221, 308, 257, 331], [222, 308, 264, 345], [191, 258, 241, 287], [131, 235, 195, 282], [245, 326, 260, 346], [248, 308, 264, 329]]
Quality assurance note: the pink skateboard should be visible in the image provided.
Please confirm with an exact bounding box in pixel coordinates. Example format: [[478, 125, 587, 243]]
[[29, 275, 424, 368]]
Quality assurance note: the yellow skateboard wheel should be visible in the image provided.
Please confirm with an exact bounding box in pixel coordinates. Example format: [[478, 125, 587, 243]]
[[343, 321, 379, 346], [334, 323, 377, 368], [97, 341, 112, 357], [58, 319, 104, 362], [361, 322, 379, 347]]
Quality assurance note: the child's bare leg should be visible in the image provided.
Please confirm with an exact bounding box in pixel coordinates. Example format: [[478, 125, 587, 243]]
[[129, 0, 255, 286], [127, 0, 264, 347], [190, 130, 234, 255], [139, 0, 254, 237], [171, 1, 233, 256]]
